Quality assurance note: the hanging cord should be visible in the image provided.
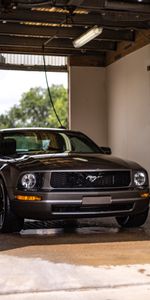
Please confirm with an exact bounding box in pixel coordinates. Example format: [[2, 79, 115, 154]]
[[41, 10, 75, 128], [42, 47, 63, 128]]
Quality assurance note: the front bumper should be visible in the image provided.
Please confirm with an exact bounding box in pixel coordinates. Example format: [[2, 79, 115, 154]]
[[11, 189, 150, 220]]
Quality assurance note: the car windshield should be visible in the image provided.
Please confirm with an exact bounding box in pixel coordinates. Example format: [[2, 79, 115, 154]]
[[2, 130, 101, 154]]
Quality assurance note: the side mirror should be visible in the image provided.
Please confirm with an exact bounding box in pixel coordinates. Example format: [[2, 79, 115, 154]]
[[0, 139, 16, 156], [100, 147, 112, 155]]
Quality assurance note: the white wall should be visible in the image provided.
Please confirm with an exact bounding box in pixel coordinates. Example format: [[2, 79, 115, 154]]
[[107, 45, 150, 174], [69, 66, 107, 146]]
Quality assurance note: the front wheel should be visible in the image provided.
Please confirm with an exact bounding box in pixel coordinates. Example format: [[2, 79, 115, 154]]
[[63, 219, 78, 232], [116, 209, 149, 228], [0, 179, 24, 233]]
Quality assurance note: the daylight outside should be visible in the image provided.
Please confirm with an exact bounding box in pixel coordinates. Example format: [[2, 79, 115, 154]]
[[0, 54, 68, 129]]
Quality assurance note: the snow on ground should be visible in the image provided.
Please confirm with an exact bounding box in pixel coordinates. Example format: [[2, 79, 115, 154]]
[[0, 255, 150, 299]]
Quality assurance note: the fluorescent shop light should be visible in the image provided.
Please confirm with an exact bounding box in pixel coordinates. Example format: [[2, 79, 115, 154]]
[[73, 25, 103, 48]]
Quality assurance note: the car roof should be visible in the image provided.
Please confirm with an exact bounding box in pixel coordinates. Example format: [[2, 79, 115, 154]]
[[0, 127, 65, 132], [0, 127, 83, 136]]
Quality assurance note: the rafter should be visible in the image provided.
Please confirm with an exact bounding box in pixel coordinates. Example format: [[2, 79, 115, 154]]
[[56, 0, 150, 13], [67, 0, 85, 5], [0, 23, 135, 42], [0, 10, 149, 29], [0, 35, 116, 51], [105, 1, 150, 13]]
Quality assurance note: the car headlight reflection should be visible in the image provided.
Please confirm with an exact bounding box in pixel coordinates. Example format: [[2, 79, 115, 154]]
[[134, 171, 146, 187], [21, 173, 37, 190]]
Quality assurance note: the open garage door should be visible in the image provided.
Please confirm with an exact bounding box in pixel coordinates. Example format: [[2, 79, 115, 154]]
[[0, 53, 67, 72], [0, 53, 68, 128]]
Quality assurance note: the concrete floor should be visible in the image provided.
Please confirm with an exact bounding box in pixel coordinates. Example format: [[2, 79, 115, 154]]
[[1, 216, 150, 299], [1, 216, 150, 266]]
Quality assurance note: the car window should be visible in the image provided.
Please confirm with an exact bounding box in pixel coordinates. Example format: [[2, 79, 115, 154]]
[[2, 130, 101, 154], [4, 134, 41, 151], [3, 131, 67, 153], [69, 137, 95, 152], [66, 133, 100, 153]]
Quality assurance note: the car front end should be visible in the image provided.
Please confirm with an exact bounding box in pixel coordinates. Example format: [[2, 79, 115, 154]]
[[10, 156, 149, 222]]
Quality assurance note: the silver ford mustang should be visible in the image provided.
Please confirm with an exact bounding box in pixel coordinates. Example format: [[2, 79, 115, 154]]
[[0, 127, 149, 233]]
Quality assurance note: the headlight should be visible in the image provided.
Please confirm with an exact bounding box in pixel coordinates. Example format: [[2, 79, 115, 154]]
[[134, 171, 146, 186], [21, 173, 36, 190]]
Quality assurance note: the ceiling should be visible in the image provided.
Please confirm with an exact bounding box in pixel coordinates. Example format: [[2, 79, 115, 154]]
[[0, 0, 150, 66]]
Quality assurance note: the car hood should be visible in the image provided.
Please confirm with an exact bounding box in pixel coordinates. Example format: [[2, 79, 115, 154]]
[[10, 152, 142, 172]]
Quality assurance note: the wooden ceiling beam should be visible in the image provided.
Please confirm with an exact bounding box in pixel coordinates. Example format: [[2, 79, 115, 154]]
[[0, 10, 149, 29], [68, 54, 105, 67], [67, 0, 85, 5], [0, 23, 135, 42], [105, 1, 150, 13], [97, 29, 135, 42], [58, 0, 150, 13], [0, 35, 116, 51]]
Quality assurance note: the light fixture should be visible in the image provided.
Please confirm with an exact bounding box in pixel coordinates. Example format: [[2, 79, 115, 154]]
[[73, 25, 103, 48]]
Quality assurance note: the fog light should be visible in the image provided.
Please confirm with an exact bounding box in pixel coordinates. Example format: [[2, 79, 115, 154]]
[[15, 195, 41, 201], [140, 192, 150, 199]]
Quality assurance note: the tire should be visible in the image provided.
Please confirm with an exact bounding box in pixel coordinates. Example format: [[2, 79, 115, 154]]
[[63, 219, 78, 232], [0, 178, 24, 233], [116, 209, 149, 228]]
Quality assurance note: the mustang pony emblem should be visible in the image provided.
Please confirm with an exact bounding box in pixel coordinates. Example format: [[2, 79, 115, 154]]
[[86, 175, 103, 182]]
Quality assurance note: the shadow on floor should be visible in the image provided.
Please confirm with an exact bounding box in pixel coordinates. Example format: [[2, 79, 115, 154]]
[[0, 216, 150, 252]]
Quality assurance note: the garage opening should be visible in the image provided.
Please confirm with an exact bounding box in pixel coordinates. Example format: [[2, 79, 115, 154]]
[[0, 53, 68, 129]]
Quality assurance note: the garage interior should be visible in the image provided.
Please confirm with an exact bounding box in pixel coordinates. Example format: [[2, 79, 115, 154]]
[[0, 0, 150, 174]]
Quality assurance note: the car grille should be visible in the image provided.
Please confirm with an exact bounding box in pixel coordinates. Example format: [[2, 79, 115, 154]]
[[50, 171, 131, 189]]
